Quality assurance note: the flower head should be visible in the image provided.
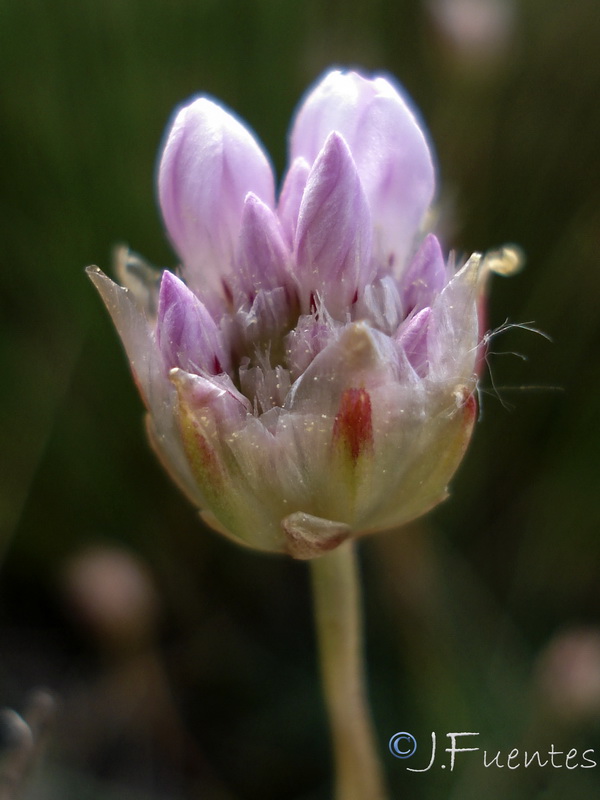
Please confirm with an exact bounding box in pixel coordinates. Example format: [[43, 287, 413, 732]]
[[89, 69, 485, 558]]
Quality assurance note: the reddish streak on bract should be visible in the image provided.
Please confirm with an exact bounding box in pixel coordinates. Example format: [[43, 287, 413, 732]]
[[333, 388, 373, 462], [460, 388, 478, 427]]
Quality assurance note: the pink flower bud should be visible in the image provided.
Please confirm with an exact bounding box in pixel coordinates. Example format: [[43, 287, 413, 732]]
[[290, 70, 435, 271], [89, 68, 502, 558], [295, 132, 373, 317], [158, 97, 275, 297]]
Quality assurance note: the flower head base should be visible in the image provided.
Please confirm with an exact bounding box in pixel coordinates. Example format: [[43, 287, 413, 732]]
[[89, 69, 487, 558]]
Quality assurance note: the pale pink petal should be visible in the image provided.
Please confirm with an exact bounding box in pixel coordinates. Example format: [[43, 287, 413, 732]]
[[395, 307, 432, 376], [278, 157, 310, 247], [235, 193, 292, 298], [156, 271, 230, 375], [291, 70, 435, 271], [158, 97, 275, 296], [285, 313, 341, 380], [400, 234, 447, 313], [353, 275, 404, 335], [294, 132, 372, 318]]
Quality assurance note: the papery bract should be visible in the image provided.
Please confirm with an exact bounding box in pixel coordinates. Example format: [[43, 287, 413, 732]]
[[88, 68, 490, 559]]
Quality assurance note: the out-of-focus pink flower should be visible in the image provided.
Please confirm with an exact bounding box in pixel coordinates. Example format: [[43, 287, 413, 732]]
[[427, 0, 516, 64], [88, 69, 485, 558], [536, 628, 600, 722], [63, 546, 160, 647]]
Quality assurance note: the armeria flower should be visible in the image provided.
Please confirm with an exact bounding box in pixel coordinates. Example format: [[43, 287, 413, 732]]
[[88, 69, 484, 559]]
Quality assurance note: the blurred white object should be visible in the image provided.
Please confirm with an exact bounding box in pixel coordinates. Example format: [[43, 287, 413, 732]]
[[427, 0, 516, 63], [536, 627, 600, 721], [63, 546, 160, 649]]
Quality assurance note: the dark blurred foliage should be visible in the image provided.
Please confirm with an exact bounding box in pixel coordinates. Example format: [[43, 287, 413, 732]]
[[1, 0, 600, 798]]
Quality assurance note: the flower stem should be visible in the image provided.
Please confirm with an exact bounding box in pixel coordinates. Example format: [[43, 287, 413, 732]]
[[310, 541, 388, 800]]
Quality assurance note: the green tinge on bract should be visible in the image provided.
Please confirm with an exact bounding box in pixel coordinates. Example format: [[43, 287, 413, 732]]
[[172, 370, 478, 558], [172, 376, 280, 552], [354, 382, 478, 535]]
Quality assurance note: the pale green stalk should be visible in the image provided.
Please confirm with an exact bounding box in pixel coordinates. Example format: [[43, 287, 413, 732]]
[[310, 541, 388, 800]]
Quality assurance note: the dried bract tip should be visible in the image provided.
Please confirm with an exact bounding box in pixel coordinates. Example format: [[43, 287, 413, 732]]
[[482, 243, 525, 277]]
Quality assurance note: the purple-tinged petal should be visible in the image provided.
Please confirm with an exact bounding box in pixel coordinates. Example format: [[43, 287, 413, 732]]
[[400, 234, 447, 313], [158, 97, 275, 296], [291, 70, 435, 271], [157, 271, 229, 375], [278, 157, 310, 247], [294, 132, 372, 318], [285, 313, 341, 380], [223, 286, 291, 362], [291, 71, 380, 165], [239, 363, 291, 415], [395, 307, 432, 376], [353, 274, 404, 335], [245, 287, 291, 341], [235, 193, 292, 298]]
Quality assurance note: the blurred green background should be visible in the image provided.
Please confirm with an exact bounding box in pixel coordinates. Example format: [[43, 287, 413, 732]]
[[1, 0, 600, 797]]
